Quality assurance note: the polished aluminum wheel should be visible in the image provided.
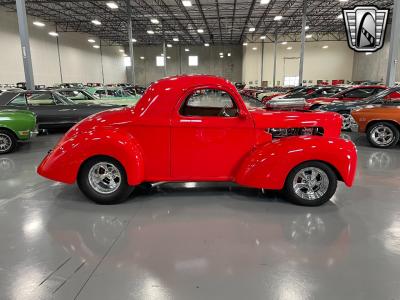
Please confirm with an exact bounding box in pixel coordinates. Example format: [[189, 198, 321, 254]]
[[0, 133, 12, 153], [88, 162, 121, 194], [370, 125, 394, 146], [341, 113, 354, 130], [293, 167, 329, 201]]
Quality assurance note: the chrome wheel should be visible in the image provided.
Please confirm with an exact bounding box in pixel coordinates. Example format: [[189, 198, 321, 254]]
[[88, 162, 121, 194], [0, 133, 12, 153], [341, 113, 353, 130], [292, 167, 330, 201], [370, 125, 394, 146]]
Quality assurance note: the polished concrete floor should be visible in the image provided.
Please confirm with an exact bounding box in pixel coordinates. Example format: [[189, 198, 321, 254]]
[[1, 132, 400, 300]]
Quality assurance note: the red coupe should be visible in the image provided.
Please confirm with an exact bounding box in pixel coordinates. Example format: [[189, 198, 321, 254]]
[[38, 75, 357, 206]]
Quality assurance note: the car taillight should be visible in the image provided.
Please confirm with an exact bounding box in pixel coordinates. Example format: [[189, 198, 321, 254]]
[[267, 127, 324, 138]]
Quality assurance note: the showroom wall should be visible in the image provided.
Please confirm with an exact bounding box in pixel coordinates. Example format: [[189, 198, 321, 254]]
[[352, 25, 400, 83], [242, 40, 355, 86], [0, 8, 126, 86], [126, 45, 243, 86]]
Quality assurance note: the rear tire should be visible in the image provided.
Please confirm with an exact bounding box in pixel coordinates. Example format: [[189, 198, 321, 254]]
[[283, 161, 337, 206], [78, 156, 134, 204], [366, 122, 399, 148], [338, 110, 353, 131], [0, 130, 17, 154]]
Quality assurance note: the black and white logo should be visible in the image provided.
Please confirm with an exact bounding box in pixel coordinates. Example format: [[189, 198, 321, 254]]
[[343, 6, 389, 52]]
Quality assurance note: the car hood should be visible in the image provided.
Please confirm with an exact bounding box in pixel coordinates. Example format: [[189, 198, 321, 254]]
[[0, 109, 36, 118], [248, 108, 342, 137]]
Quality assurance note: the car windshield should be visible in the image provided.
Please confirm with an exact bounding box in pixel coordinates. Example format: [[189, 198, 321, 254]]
[[52, 91, 75, 104]]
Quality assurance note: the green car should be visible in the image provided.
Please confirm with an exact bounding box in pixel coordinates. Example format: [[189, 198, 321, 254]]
[[0, 110, 37, 154], [84, 87, 140, 106]]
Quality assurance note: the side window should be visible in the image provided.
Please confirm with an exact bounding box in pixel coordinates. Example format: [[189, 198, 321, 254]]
[[8, 94, 27, 106], [180, 89, 238, 117], [63, 91, 89, 100], [27, 93, 56, 106], [344, 88, 375, 98]]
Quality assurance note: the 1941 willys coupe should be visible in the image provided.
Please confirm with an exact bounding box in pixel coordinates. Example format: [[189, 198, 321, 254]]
[[38, 75, 357, 206]]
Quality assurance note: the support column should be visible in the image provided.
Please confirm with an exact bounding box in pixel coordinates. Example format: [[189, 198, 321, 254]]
[[16, 0, 35, 90], [299, 0, 307, 86], [273, 32, 278, 87], [127, 0, 135, 85], [99, 40, 105, 85], [260, 40, 264, 85], [386, 0, 400, 87], [56, 35, 63, 84], [163, 41, 167, 77]]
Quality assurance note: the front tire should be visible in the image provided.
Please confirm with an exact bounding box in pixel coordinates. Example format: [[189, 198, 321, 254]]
[[0, 130, 17, 154], [283, 161, 337, 206], [78, 156, 134, 204], [338, 111, 353, 131], [367, 122, 399, 148]]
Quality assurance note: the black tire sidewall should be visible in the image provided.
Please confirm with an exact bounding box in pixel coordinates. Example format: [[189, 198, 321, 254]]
[[367, 122, 400, 149], [78, 156, 134, 205], [284, 161, 338, 206], [0, 130, 17, 154]]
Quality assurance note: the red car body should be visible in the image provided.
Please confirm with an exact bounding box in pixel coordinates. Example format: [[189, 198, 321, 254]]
[[304, 85, 386, 110], [38, 75, 357, 201]]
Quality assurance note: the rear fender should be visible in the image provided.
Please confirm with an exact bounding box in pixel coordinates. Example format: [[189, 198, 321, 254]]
[[38, 128, 144, 185], [235, 136, 357, 190]]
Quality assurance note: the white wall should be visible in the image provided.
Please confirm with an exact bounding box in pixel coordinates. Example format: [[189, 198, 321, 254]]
[[242, 40, 355, 86], [0, 8, 126, 86]]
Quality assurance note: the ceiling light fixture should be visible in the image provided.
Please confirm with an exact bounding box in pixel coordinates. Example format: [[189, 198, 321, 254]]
[[281, 41, 287, 45], [93, 45, 100, 48], [119, 49, 124, 53], [88, 39, 96, 43], [185, 48, 189, 52], [91, 19, 101, 25], [197, 29, 204, 33], [274, 15, 283, 21], [106, 2, 118, 9], [140, 56, 145, 59], [150, 18, 159, 24], [167, 43, 172, 48], [287, 46, 293, 50], [243, 42, 248, 46], [252, 47, 257, 50], [322, 45, 329, 49], [48, 31, 58, 37], [306, 34, 313, 38], [204, 43, 209, 46], [182, 0, 192, 6], [33, 21, 45, 27], [365, 52, 372, 55], [260, 36, 266, 39], [167, 56, 171, 59], [260, 0, 271, 4], [173, 37, 179, 41], [337, 14, 343, 19], [227, 53, 231, 56], [131, 38, 137, 42], [305, 25, 310, 30], [249, 27, 256, 32], [147, 30, 154, 34]]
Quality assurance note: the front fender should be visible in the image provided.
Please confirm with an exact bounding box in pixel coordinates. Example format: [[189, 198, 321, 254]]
[[38, 128, 144, 185], [235, 136, 357, 190]]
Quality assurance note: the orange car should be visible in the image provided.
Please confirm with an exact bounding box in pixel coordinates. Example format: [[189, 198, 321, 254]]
[[351, 102, 400, 148]]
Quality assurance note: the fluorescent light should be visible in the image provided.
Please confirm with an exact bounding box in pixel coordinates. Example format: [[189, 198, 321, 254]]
[[260, 35, 266, 39], [339, 0, 348, 2], [337, 14, 343, 19], [167, 43, 172, 48], [48, 31, 58, 37], [305, 25, 310, 30], [150, 18, 159, 24], [93, 45, 100, 49], [182, 0, 192, 6], [88, 39, 96, 43], [249, 27, 256, 32], [197, 29, 204, 33], [167, 56, 171, 59], [281, 41, 287, 45], [306, 34, 312, 38], [106, 2, 118, 9], [140, 56, 145, 60], [260, 0, 271, 4], [365, 52, 372, 55], [322, 45, 329, 49], [274, 15, 283, 21], [173, 37, 179, 41], [204, 43, 209, 46], [227, 53, 231, 56], [252, 47, 257, 50], [243, 42, 248, 46], [119, 49, 124, 53], [147, 30, 154, 34], [220, 55, 224, 58], [287, 46, 293, 50], [91, 19, 101, 25], [33, 21, 45, 27], [185, 48, 190, 52], [131, 38, 137, 42], [219, 52, 223, 55]]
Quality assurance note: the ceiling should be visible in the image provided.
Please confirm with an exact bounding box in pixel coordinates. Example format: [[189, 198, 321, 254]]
[[0, 0, 394, 45]]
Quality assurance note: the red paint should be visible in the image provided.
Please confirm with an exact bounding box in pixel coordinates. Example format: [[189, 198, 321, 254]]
[[38, 75, 357, 190]]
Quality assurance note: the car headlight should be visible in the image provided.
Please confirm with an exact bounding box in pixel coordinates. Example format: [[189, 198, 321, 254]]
[[267, 127, 324, 138]]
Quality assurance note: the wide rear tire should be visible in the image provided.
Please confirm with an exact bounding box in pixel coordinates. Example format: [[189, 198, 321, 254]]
[[78, 156, 134, 204], [366, 122, 399, 149], [283, 161, 337, 206]]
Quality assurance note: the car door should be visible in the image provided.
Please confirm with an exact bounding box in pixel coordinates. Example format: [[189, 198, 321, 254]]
[[171, 87, 255, 180]]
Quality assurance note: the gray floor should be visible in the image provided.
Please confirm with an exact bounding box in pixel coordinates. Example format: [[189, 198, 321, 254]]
[[1, 132, 400, 300]]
